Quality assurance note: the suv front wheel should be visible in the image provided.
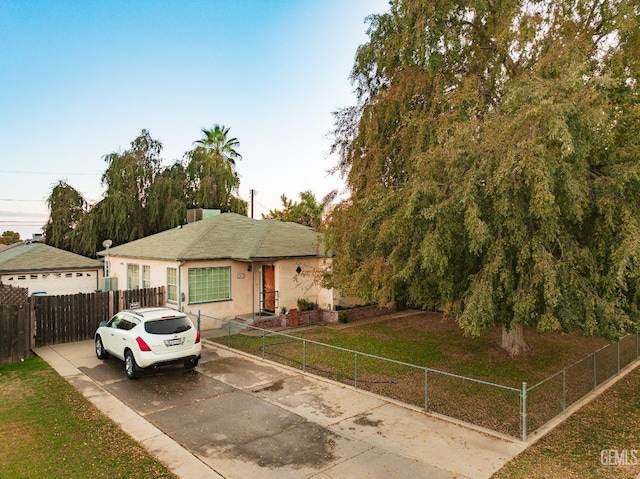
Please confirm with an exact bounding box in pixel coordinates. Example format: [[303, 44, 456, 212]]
[[95, 335, 109, 360]]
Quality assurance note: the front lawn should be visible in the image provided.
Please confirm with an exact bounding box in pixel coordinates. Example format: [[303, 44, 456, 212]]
[[0, 357, 176, 479], [299, 313, 611, 383]]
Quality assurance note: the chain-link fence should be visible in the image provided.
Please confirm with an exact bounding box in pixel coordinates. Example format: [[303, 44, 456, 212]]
[[189, 312, 639, 441], [526, 330, 640, 438]]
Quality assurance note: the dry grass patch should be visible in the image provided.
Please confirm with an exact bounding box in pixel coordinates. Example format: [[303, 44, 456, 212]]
[[493, 366, 640, 478]]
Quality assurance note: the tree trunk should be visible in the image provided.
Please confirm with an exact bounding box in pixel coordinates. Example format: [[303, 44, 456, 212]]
[[501, 323, 530, 357]]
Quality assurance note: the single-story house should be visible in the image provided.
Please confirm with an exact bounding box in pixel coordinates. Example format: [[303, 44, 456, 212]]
[[0, 242, 104, 295], [98, 213, 357, 329]]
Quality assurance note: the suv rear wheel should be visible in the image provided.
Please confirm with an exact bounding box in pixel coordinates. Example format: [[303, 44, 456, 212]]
[[184, 357, 199, 370], [125, 350, 140, 379]]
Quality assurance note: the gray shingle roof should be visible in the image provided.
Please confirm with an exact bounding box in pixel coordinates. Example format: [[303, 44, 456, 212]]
[[0, 243, 103, 273], [99, 213, 326, 261]]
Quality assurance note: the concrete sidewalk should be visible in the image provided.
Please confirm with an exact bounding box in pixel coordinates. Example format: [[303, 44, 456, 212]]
[[34, 339, 526, 479]]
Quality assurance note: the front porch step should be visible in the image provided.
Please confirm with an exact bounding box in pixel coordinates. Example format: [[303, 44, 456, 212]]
[[221, 312, 277, 333]]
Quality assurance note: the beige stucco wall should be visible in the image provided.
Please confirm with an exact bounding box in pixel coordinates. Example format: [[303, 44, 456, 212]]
[[107, 256, 261, 329], [326, 288, 363, 309], [106, 254, 357, 330], [274, 257, 361, 311], [106, 257, 180, 296], [180, 259, 259, 328], [275, 257, 329, 311]]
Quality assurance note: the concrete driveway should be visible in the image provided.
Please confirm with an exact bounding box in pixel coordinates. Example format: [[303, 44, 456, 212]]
[[35, 339, 525, 479]]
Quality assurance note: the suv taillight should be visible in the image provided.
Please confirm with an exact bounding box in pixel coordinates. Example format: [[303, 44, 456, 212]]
[[136, 336, 152, 352], [195, 330, 201, 344]]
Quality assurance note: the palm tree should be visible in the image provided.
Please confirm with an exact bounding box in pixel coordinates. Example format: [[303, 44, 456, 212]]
[[194, 124, 242, 171], [187, 124, 246, 212], [264, 190, 337, 230]]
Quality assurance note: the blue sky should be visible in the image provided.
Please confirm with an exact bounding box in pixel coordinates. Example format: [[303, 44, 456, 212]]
[[0, 0, 389, 239]]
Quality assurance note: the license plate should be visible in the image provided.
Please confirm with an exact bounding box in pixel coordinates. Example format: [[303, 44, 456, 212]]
[[164, 338, 184, 347]]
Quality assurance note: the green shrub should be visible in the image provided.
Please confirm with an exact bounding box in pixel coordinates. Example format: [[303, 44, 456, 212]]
[[297, 298, 316, 311]]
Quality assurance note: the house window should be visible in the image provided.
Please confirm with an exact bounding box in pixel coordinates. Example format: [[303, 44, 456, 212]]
[[167, 268, 178, 303], [188, 267, 231, 303], [142, 265, 151, 288], [30, 274, 38, 279], [127, 264, 140, 290]]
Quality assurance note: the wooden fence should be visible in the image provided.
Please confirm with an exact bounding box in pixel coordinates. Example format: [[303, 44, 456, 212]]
[[0, 303, 30, 363], [0, 287, 165, 364]]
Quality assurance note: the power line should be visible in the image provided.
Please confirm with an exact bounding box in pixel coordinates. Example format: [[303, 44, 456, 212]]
[[0, 170, 100, 176], [0, 221, 46, 224]]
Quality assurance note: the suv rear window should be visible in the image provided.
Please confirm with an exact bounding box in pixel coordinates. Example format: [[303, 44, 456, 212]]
[[144, 316, 193, 335]]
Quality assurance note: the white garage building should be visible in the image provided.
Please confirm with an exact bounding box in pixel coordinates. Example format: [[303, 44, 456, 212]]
[[0, 242, 103, 296]]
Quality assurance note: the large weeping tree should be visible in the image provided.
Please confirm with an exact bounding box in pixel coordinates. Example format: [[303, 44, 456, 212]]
[[46, 130, 166, 257], [326, 0, 640, 355], [94, 129, 164, 246], [146, 162, 189, 233], [44, 181, 88, 251], [45, 127, 248, 257]]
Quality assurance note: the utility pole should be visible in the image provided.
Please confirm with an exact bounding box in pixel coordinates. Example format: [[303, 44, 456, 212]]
[[250, 189, 255, 219]]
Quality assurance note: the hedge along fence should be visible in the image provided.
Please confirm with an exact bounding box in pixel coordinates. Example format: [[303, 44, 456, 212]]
[[199, 313, 640, 441]]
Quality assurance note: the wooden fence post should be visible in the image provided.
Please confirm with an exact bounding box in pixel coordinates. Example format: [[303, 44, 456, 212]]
[[29, 299, 36, 351], [108, 290, 114, 319], [159, 286, 166, 306]]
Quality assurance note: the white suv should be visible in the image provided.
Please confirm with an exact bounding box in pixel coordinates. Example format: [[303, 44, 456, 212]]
[[95, 307, 202, 379]]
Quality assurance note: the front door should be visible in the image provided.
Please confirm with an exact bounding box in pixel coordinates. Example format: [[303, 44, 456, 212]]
[[263, 265, 276, 312]]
